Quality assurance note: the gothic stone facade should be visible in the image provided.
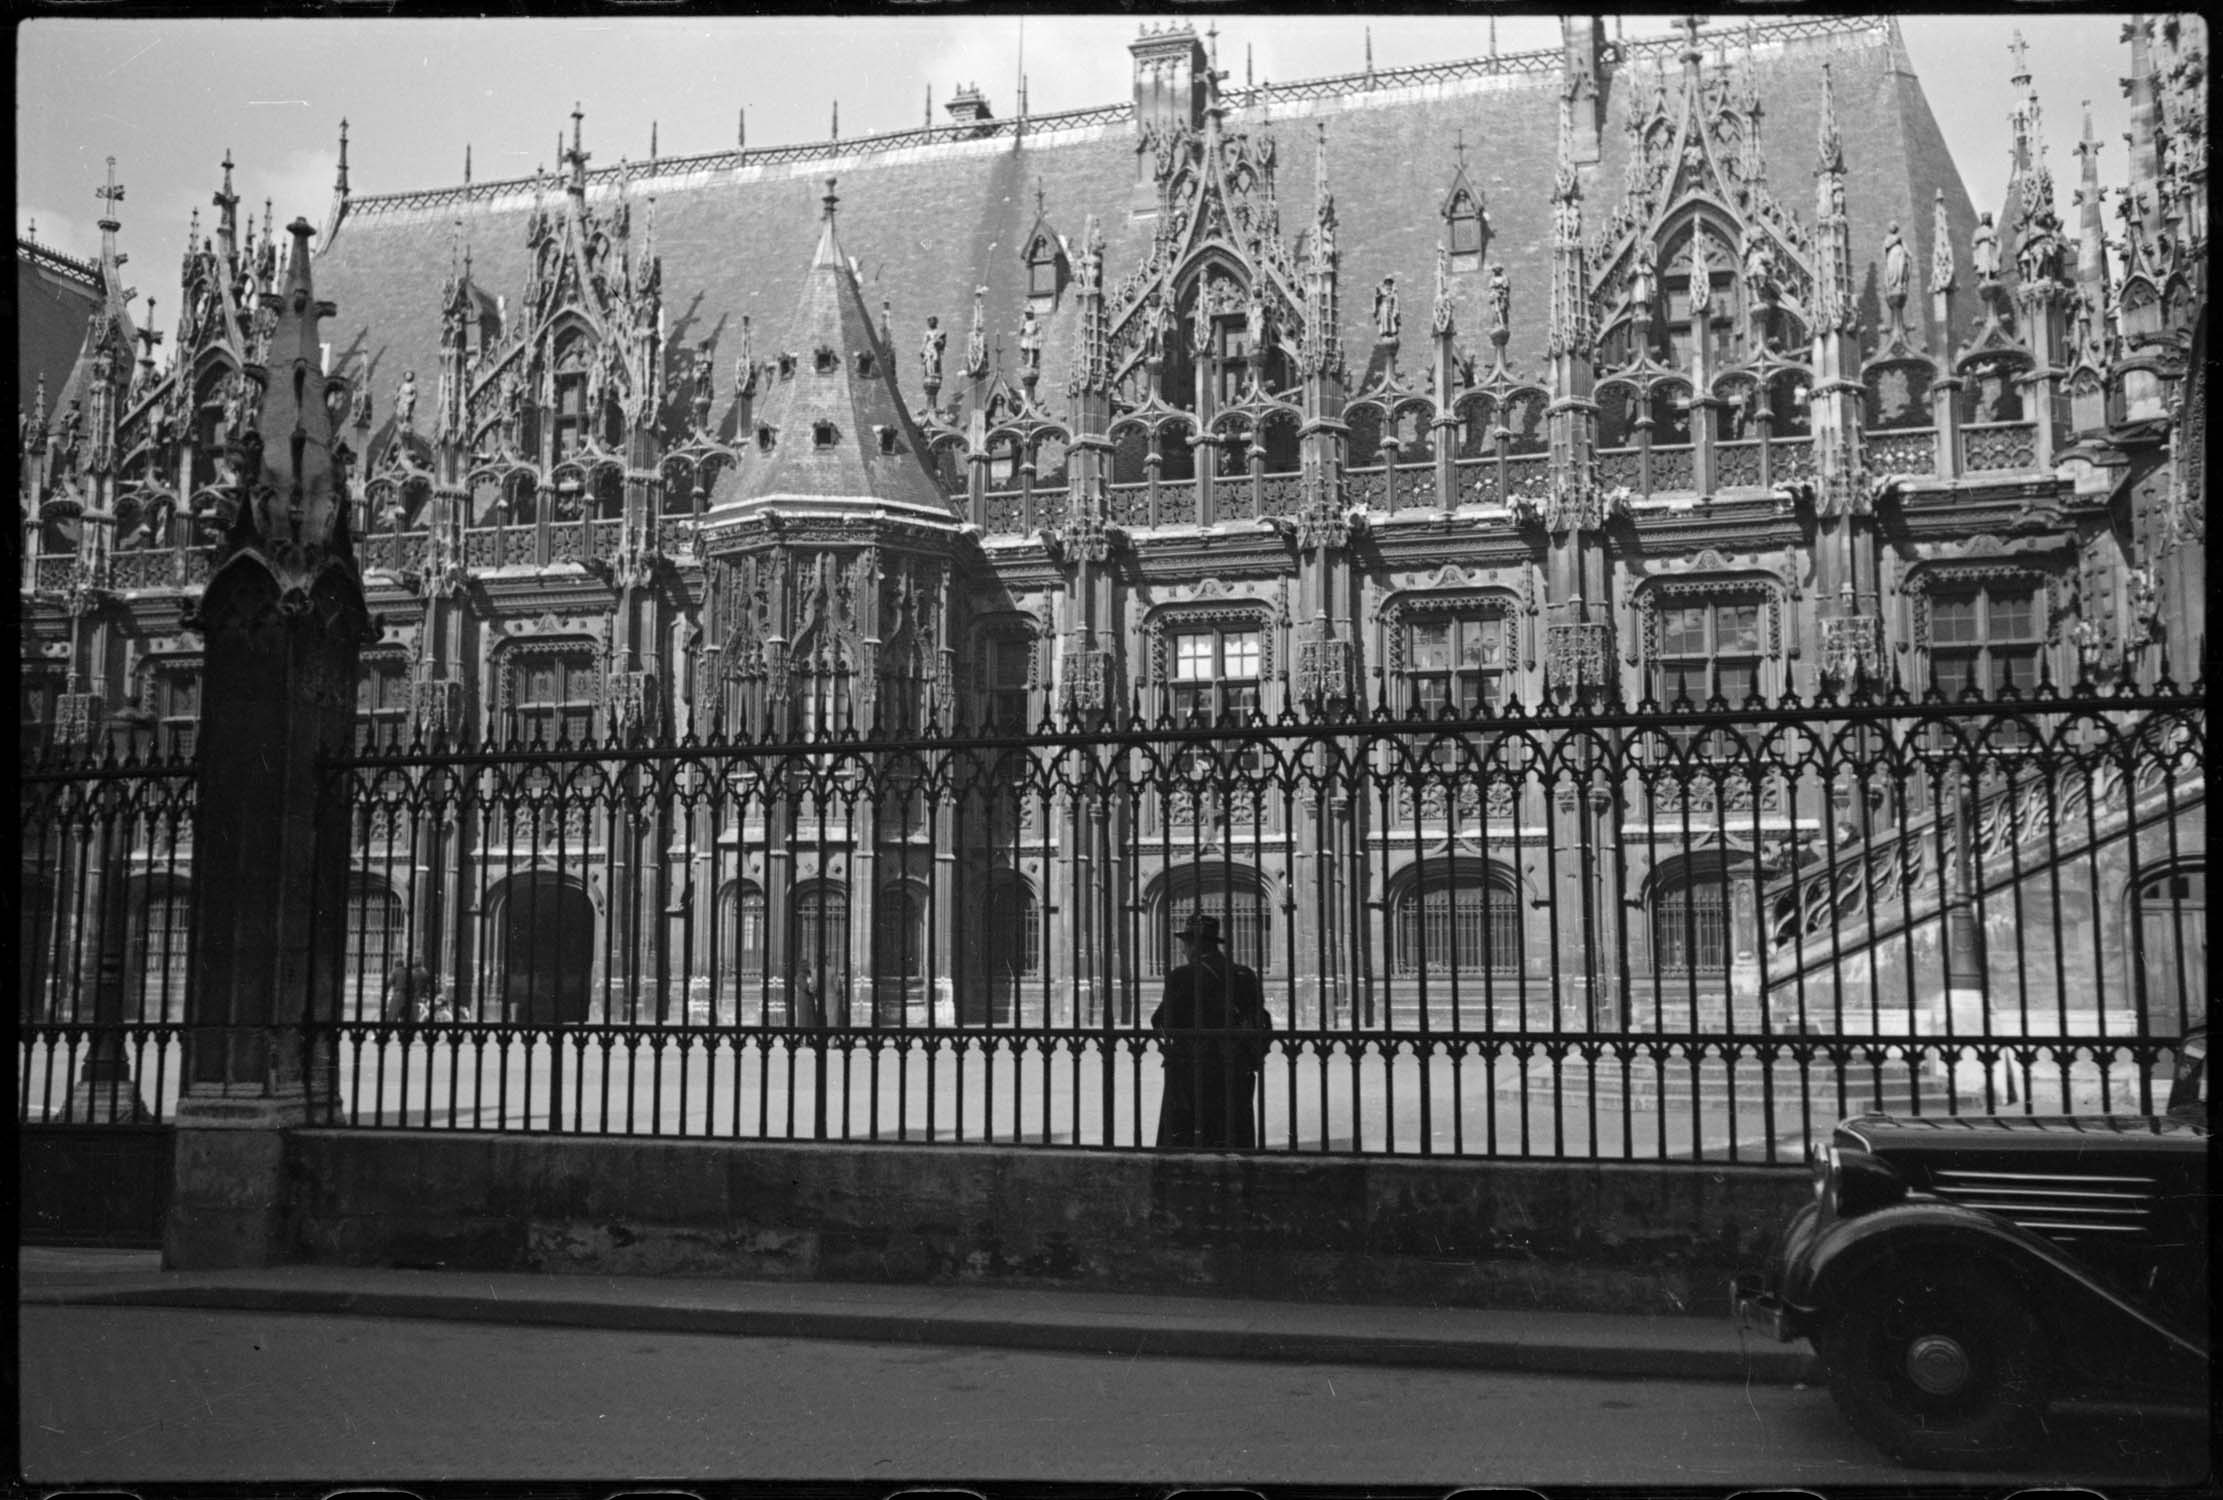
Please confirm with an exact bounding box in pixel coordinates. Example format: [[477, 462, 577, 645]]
[[19, 16, 2208, 1031]]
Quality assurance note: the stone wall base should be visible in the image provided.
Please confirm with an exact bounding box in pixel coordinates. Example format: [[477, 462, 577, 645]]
[[162, 1093, 308, 1270], [286, 1131, 1807, 1317]]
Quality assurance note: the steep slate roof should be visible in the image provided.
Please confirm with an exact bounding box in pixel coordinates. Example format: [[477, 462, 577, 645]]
[[17, 238, 105, 409], [707, 181, 957, 519], [313, 18, 1980, 425]]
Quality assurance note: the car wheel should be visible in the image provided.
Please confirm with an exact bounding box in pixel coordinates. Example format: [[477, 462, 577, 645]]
[[1815, 1266, 2049, 1469]]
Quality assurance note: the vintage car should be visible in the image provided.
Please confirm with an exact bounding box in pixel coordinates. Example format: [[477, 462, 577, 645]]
[[1734, 1028, 2209, 1468]]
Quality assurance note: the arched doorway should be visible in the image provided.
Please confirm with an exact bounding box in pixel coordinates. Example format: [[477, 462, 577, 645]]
[[496, 873, 594, 1024]]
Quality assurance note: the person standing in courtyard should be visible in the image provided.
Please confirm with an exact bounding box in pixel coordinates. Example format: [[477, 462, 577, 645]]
[[1152, 912, 1271, 1149]]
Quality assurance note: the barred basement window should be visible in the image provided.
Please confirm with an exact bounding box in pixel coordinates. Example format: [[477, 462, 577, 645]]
[[1653, 871, 1731, 974], [1395, 865, 1522, 975]]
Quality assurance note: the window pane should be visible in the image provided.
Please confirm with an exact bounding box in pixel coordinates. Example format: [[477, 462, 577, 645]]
[[1932, 597, 1981, 644], [1932, 652, 1977, 697], [1411, 620, 1452, 672], [1662, 607, 1708, 656], [1988, 591, 2037, 640], [1414, 677, 1452, 716], [1658, 664, 1706, 704], [1717, 663, 1758, 705], [1459, 617, 1504, 666], [1174, 634, 1212, 681], [1222, 631, 1261, 680], [1993, 649, 2040, 693], [1718, 603, 1762, 653]]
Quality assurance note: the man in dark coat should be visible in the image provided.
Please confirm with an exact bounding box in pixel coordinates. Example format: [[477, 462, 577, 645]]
[[1152, 912, 1270, 1149]]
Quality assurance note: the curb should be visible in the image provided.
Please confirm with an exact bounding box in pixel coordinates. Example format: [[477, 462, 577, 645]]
[[20, 1279, 1823, 1385]]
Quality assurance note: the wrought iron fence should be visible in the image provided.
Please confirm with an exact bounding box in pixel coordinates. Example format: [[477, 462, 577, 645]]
[[20, 684, 2207, 1163]]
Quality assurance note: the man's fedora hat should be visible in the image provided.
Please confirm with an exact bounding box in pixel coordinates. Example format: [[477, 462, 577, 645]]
[[1177, 911, 1221, 942]]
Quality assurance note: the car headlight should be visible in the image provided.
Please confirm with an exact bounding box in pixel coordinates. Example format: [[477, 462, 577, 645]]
[[1811, 1140, 1906, 1219]]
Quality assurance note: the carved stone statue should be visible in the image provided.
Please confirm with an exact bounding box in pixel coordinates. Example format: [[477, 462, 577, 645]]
[[1630, 242, 1658, 312], [919, 315, 946, 388], [1970, 212, 2002, 282], [396, 370, 419, 431], [965, 287, 988, 378], [693, 342, 715, 427], [1742, 233, 1775, 301], [1688, 228, 1714, 316], [1487, 264, 1511, 336], [54, 399, 84, 473], [1373, 276, 1400, 341], [1881, 221, 1911, 305], [1017, 305, 1042, 379], [1247, 277, 1272, 354], [2017, 207, 2062, 285]]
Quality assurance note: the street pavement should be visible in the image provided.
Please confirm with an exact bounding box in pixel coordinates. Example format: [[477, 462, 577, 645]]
[[18, 1303, 2209, 1487], [17, 1248, 2212, 1488]]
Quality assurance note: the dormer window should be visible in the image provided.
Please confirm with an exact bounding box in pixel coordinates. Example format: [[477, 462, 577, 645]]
[[777, 353, 797, 380], [1027, 233, 1063, 300], [756, 424, 776, 452], [814, 345, 839, 374], [876, 425, 902, 456], [812, 420, 839, 448], [856, 351, 876, 378], [1447, 189, 1485, 271]]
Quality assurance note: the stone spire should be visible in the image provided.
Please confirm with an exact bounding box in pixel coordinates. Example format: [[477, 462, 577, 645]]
[[2002, 30, 2058, 274], [235, 218, 351, 561], [1546, 99, 1589, 361], [1809, 62, 1868, 521], [320, 118, 351, 253], [1542, 90, 1599, 539], [1301, 121, 1341, 385], [1930, 187, 1959, 362], [1812, 65, 1857, 335], [2072, 99, 2111, 362]]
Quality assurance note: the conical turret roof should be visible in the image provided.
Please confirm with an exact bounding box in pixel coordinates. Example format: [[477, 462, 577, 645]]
[[708, 178, 956, 523]]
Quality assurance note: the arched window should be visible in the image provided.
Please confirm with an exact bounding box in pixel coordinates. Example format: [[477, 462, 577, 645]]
[[1153, 865, 1272, 975], [1026, 232, 1064, 300], [2134, 865, 2205, 1039], [872, 884, 926, 979], [792, 884, 849, 982], [718, 881, 766, 979], [983, 873, 1041, 978], [19, 879, 59, 1023], [1652, 867, 1732, 974], [1395, 862, 1522, 974], [343, 879, 406, 1016]]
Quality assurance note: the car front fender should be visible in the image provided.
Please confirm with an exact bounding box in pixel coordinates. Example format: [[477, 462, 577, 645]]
[[1790, 1199, 2209, 1393]]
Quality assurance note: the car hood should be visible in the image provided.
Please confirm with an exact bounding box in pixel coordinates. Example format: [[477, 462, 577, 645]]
[[1838, 1112, 2209, 1154]]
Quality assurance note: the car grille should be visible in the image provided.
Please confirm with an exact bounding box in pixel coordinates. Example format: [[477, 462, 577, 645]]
[[1928, 1169, 2156, 1238]]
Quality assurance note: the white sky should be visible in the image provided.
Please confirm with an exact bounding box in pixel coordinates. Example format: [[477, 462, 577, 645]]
[[17, 12, 2148, 359]]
